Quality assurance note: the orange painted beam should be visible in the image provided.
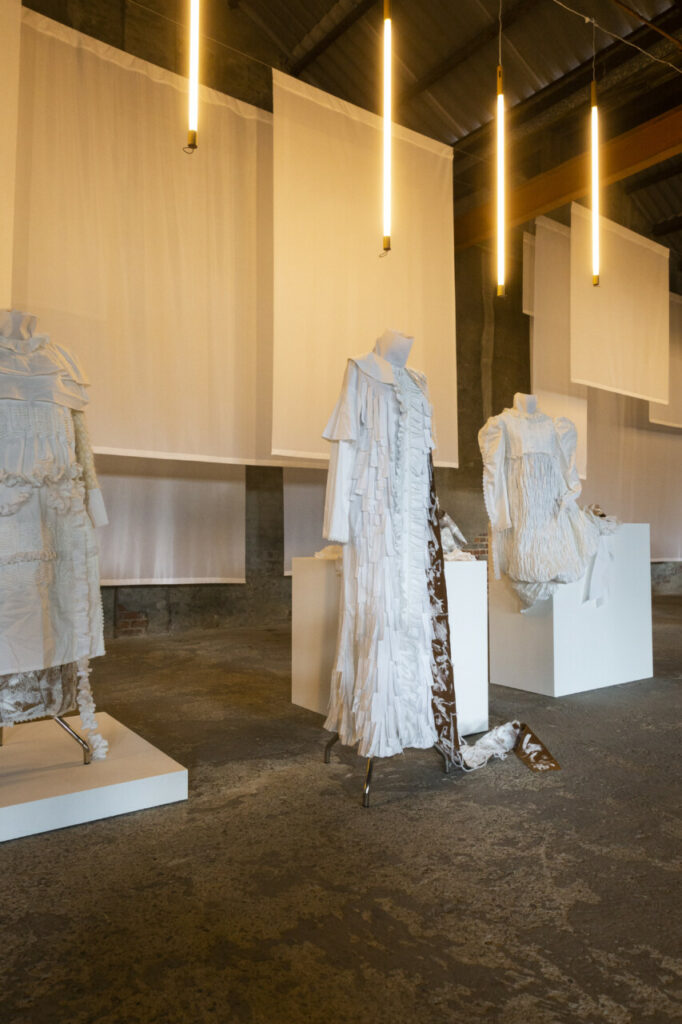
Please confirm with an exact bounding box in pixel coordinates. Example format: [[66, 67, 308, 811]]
[[454, 104, 682, 249]]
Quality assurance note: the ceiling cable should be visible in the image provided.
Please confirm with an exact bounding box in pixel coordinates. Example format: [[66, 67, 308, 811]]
[[549, 0, 682, 76]]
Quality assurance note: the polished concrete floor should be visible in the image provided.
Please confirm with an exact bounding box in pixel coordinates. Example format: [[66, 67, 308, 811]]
[[2, 598, 680, 1024]]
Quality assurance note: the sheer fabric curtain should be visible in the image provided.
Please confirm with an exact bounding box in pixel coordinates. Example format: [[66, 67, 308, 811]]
[[570, 203, 669, 402], [14, 11, 274, 464], [282, 469, 327, 574], [529, 217, 587, 477], [650, 295, 682, 429], [272, 72, 458, 466]]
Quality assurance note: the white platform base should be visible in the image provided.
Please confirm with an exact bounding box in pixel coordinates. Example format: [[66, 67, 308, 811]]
[[488, 523, 653, 697], [291, 556, 488, 737], [0, 713, 188, 842]]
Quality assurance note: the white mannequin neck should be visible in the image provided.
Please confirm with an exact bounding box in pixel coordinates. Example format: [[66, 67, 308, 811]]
[[0, 309, 38, 341], [374, 328, 414, 368], [513, 393, 538, 415]]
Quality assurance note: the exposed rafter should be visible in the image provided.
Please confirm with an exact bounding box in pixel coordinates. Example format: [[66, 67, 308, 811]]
[[454, 104, 682, 248], [604, 0, 682, 52], [289, 0, 377, 77], [625, 154, 682, 193], [651, 214, 682, 237], [399, 0, 543, 107]]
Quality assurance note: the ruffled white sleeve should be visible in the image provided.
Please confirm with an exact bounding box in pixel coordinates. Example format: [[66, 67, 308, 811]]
[[322, 361, 358, 544], [555, 416, 582, 507], [72, 410, 109, 528], [478, 415, 511, 533]]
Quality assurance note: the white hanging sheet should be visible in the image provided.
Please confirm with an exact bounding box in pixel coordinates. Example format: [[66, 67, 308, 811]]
[[0, 0, 21, 307], [282, 468, 327, 575], [97, 457, 246, 584], [526, 219, 587, 478], [13, 11, 274, 464], [570, 203, 669, 402], [581, 388, 682, 562], [650, 295, 682, 429], [272, 71, 458, 466]]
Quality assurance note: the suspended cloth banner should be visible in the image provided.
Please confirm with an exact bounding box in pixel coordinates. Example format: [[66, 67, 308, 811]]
[[650, 295, 682, 429], [272, 71, 458, 466], [0, 0, 21, 308], [97, 457, 246, 585], [13, 11, 277, 465], [570, 203, 669, 403], [525, 218, 587, 478], [283, 468, 327, 575]]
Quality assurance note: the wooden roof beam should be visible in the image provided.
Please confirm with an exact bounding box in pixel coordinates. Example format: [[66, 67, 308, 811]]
[[454, 104, 682, 248], [289, 0, 377, 76]]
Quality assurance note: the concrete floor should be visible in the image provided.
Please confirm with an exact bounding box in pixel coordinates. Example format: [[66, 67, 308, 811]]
[[2, 598, 680, 1024]]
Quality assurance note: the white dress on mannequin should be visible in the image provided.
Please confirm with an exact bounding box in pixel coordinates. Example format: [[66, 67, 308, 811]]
[[479, 393, 613, 607], [322, 330, 440, 759], [0, 310, 107, 755]]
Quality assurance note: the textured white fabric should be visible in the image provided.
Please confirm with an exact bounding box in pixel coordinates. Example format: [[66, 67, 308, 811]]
[[13, 11, 274, 464], [479, 394, 609, 607], [570, 203, 669, 402], [527, 219, 587, 478], [97, 457, 246, 585], [272, 71, 458, 466], [0, 0, 20, 307], [323, 347, 439, 758], [650, 295, 682, 429]]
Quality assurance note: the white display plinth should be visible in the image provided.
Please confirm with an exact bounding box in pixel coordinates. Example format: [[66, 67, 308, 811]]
[[291, 556, 488, 736], [488, 523, 653, 697], [0, 713, 188, 842]]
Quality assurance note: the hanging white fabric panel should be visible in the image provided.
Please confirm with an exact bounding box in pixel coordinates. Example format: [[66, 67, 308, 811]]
[[522, 231, 535, 317], [527, 218, 587, 478], [570, 203, 669, 402], [282, 468, 327, 574], [97, 457, 246, 584], [0, 0, 21, 307], [650, 295, 682, 429], [13, 11, 274, 464], [581, 389, 682, 561], [272, 71, 458, 466]]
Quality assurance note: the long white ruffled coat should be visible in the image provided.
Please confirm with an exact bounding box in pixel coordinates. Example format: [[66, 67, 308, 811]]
[[322, 348, 439, 759], [479, 393, 615, 607]]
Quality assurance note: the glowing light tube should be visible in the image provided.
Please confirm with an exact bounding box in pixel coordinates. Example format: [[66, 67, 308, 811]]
[[188, 0, 200, 149], [591, 80, 599, 286], [496, 65, 505, 296], [383, 1, 392, 251]]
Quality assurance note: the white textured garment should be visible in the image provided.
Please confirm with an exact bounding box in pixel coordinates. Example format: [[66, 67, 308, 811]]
[[479, 394, 610, 607], [0, 316, 107, 755], [323, 350, 439, 758]]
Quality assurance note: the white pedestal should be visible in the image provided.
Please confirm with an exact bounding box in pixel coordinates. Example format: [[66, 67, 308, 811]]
[[488, 523, 653, 697], [0, 713, 188, 842], [291, 556, 489, 736]]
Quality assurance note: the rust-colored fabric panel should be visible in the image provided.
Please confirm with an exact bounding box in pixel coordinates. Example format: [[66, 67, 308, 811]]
[[514, 723, 561, 772], [427, 455, 461, 765]]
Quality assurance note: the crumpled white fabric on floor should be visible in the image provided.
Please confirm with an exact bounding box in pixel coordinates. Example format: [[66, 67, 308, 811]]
[[272, 71, 458, 466], [650, 295, 682, 429], [13, 11, 274, 464], [283, 468, 327, 575], [97, 457, 246, 584], [570, 203, 669, 403]]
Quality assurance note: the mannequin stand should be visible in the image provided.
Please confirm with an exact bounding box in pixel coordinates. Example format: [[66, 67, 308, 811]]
[[54, 717, 92, 765], [323, 732, 451, 807]]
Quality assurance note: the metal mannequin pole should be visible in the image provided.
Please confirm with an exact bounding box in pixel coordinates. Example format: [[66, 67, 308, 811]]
[[54, 716, 92, 765]]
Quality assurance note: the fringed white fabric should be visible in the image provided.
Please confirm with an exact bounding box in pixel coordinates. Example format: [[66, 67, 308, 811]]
[[479, 394, 617, 608], [323, 354, 438, 759], [75, 657, 108, 760]]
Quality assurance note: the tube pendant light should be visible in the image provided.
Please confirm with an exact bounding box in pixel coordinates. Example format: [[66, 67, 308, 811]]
[[591, 80, 599, 285], [187, 0, 200, 150], [496, 63, 505, 296], [382, 0, 392, 252]]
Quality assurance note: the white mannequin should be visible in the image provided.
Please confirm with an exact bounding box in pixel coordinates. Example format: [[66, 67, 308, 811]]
[[513, 393, 538, 415], [0, 309, 44, 353], [374, 327, 414, 368]]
